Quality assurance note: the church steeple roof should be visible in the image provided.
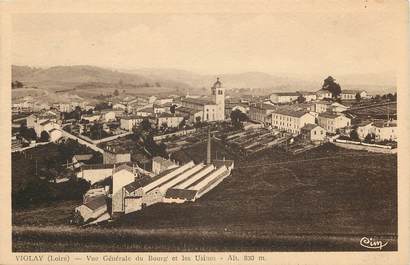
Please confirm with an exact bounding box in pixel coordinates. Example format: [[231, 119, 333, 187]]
[[212, 77, 222, 88]]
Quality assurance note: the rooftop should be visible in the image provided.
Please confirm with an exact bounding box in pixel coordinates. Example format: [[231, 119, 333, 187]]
[[123, 176, 152, 193], [301, 123, 320, 131], [176, 106, 202, 114], [181, 97, 214, 106], [273, 108, 309, 118], [318, 112, 343, 119], [84, 195, 107, 211], [165, 188, 197, 201]]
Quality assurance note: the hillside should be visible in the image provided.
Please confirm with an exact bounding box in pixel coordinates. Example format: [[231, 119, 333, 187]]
[[12, 65, 191, 92]]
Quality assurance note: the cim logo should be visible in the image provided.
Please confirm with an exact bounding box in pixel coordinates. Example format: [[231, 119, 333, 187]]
[[360, 237, 388, 250]]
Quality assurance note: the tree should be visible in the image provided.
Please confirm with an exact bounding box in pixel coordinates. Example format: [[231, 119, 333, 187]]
[[40, 131, 50, 142], [355, 93, 361, 102], [297, 95, 306, 103], [178, 118, 186, 129], [195, 116, 201, 124], [140, 118, 151, 132], [322, 76, 342, 98], [113, 89, 119, 96], [170, 104, 176, 114], [350, 129, 359, 141], [230, 109, 248, 129], [364, 133, 375, 143]]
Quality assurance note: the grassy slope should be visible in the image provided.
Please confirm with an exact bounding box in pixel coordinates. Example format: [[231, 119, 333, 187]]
[[12, 144, 397, 251]]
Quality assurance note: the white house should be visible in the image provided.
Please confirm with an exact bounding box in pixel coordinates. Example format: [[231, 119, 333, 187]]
[[355, 121, 374, 140], [271, 109, 316, 135], [318, 112, 351, 134], [340, 90, 368, 100], [300, 124, 326, 142], [112, 165, 138, 213], [151, 113, 184, 128], [34, 120, 61, 137], [152, 156, 178, 175], [120, 116, 144, 131], [49, 128, 63, 142], [269, 92, 300, 104], [249, 103, 276, 124], [102, 111, 116, 122], [316, 89, 332, 100], [373, 120, 397, 142], [81, 113, 101, 122]]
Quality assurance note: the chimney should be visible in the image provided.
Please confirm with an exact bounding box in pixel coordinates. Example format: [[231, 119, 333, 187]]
[[206, 126, 211, 164]]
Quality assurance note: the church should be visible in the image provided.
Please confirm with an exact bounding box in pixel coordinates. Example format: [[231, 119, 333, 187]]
[[176, 78, 226, 123]]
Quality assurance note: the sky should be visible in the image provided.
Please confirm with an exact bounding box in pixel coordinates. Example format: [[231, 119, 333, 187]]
[[12, 5, 403, 76]]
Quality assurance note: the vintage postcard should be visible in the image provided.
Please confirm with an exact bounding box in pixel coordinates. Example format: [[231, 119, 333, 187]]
[[0, 0, 409, 264]]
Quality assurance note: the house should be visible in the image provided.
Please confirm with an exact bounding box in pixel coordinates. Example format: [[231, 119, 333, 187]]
[[330, 102, 349, 113], [271, 109, 316, 135], [112, 103, 127, 110], [137, 107, 155, 117], [101, 110, 116, 122], [49, 128, 63, 142], [249, 103, 276, 124], [318, 112, 351, 134], [314, 101, 348, 114], [72, 154, 94, 169], [150, 113, 184, 129], [373, 120, 397, 142], [301, 124, 326, 142], [154, 98, 173, 105], [112, 164, 138, 213], [269, 92, 300, 104], [77, 164, 115, 184], [58, 103, 72, 113], [120, 115, 144, 131], [26, 111, 60, 128], [175, 107, 202, 124], [316, 89, 332, 100], [75, 195, 108, 223], [103, 146, 131, 164], [340, 90, 368, 100], [152, 156, 179, 175], [81, 113, 101, 122], [298, 91, 317, 102], [34, 120, 61, 137], [355, 120, 374, 140]]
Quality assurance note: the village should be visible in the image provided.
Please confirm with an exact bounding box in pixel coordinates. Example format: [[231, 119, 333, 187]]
[[11, 76, 397, 226]]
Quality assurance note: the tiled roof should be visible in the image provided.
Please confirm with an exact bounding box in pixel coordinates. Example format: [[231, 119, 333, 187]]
[[273, 108, 309, 118], [123, 176, 152, 193], [271, 92, 299, 96], [84, 195, 107, 211], [73, 154, 93, 161], [301, 123, 320, 131], [342, 89, 364, 94], [251, 103, 277, 110], [181, 97, 214, 105], [318, 112, 342, 119], [165, 188, 197, 201], [121, 115, 144, 120], [176, 106, 202, 114], [39, 120, 53, 126]]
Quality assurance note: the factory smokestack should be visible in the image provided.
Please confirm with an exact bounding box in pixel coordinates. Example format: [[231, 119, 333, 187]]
[[206, 126, 211, 164]]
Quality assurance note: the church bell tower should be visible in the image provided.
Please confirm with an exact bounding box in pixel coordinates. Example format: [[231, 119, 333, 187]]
[[211, 77, 225, 120]]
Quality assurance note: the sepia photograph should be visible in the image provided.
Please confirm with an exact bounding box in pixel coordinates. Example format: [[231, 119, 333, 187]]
[[1, 0, 408, 263]]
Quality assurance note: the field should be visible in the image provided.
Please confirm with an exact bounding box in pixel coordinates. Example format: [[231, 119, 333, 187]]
[[12, 144, 397, 252]]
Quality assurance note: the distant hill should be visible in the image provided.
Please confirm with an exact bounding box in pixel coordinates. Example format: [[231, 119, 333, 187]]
[[12, 65, 191, 91], [12, 65, 396, 96]]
